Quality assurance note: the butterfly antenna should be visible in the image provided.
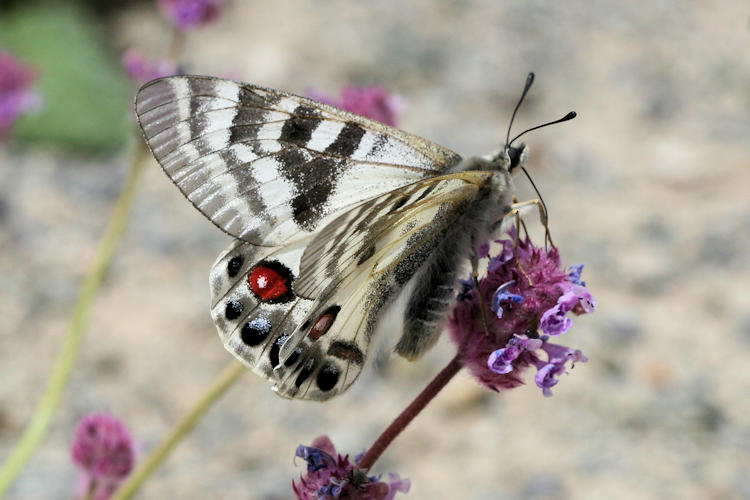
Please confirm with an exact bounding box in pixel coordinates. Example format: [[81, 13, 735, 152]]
[[505, 72, 535, 146], [509, 111, 577, 146]]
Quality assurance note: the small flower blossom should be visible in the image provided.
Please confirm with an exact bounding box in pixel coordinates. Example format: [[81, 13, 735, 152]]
[[158, 0, 224, 30], [448, 227, 595, 395], [0, 50, 42, 140], [71, 413, 135, 500], [534, 343, 588, 396], [293, 436, 410, 500], [121, 49, 179, 85], [487, 335, 543, 374], [567, 264, 585, 286], [492, 280, 524, 319], [307, 86, 405, 126]]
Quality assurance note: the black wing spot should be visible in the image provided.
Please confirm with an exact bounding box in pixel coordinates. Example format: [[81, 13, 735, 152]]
[[227, 255, 244, 278], [295, 360, 316, 388], [240, 318, 271, 346], [316, 364, 340, 392], [327, 341, 364, 365], [225, 300, 244, 320], [284, 348, 302, 367], [269, 337, 283, 367]]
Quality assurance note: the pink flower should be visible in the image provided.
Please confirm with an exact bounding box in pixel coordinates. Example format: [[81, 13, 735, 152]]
[[121, 49, 179, 85], [158, 0, 224, 30], [71, 413, 135, 500], [307, 86, 405, 126], [448, 228, 594, 395], [293, 436, 410, 499], [0, 50, 42, 140]]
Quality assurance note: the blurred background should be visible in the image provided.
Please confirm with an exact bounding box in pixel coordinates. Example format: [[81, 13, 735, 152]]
[[1, 1, 748, 499]]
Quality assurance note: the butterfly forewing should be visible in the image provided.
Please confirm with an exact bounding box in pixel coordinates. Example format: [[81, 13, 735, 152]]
[[135, 76, 462, 247]]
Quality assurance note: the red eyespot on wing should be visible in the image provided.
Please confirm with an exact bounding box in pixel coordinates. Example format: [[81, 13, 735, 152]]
[[248, 261, 294, 303], [308, 305, 341, 341], [310, 315, 334, 340]]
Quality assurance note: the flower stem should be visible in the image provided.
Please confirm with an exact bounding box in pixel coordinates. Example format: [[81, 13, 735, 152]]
[[110, 361, 246, 500], [357, 354, 463, 471], [0, 144, 149, 497]]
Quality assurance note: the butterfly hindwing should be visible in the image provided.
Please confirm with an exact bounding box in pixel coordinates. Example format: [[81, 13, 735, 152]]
[[135, 76, 462, 246], [210, 173, 493, 400], [209, 238, 315, 381]]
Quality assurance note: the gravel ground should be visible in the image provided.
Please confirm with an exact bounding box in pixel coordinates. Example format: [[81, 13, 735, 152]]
[[1, 1, 749, 499]]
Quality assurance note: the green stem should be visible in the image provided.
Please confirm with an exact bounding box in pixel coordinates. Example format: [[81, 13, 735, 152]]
[[0, 144, 148, 497], [110, 361, 246, 500]]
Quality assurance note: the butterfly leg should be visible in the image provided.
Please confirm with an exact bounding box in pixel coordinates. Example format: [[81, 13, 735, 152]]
[[507, 209, 534, 286], [470, 250, 493, 337], [507, 198, 555, 249], [504, 197, 556, 286]]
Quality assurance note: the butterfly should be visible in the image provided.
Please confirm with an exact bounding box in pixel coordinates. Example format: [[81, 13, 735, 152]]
[[135, 73, 574, 401]]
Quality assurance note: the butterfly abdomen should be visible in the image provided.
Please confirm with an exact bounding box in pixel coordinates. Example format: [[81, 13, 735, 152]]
[[397, 223, 470, 359], [397, 170, 513, 359]]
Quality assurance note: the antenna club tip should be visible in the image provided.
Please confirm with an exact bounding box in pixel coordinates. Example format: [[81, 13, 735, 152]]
[[566, 111, 577, 119]]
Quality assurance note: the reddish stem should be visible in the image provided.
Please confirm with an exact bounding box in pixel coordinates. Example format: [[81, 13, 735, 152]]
[[357, 354, 463, 471]]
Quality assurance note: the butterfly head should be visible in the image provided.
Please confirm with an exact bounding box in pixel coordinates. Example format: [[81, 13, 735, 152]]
[[506, 141, 529, 172], [501, 72, 576, 175]]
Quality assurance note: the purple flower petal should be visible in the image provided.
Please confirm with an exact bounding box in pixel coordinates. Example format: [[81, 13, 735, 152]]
[[535, 362, 565, 397], [384, 473, 411, 499], [71, 413, 135, 499], [477, 242, 490, 259], [0, 51, 41, 140], [295, 444, 335, 472], [293, 436, 409, 499], [533, 343, 588, 396], [487, 335, 544, 375], [488, 347, 518, 374], [487, 239, 514, 272], [306, 85, 404, 126], [158, 0, 223, 30], [492, 281, 524, 319], [121, 50, 179, 85], [539, 303, 572, 336], [567, 264, 586, 286]]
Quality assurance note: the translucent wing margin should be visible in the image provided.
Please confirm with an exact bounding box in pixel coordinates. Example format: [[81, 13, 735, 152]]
[[135, 75, 462, 246]]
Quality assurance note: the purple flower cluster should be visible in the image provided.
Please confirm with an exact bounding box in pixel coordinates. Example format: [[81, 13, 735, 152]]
[[293, 436, 410, 500], [307, 86, 405, 127], [0, 50, 42, 140], [71, 413, 135, 500], [158, 0, 224, 30], [448, 228, 595, 396], [121, 49, 179, 85]]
